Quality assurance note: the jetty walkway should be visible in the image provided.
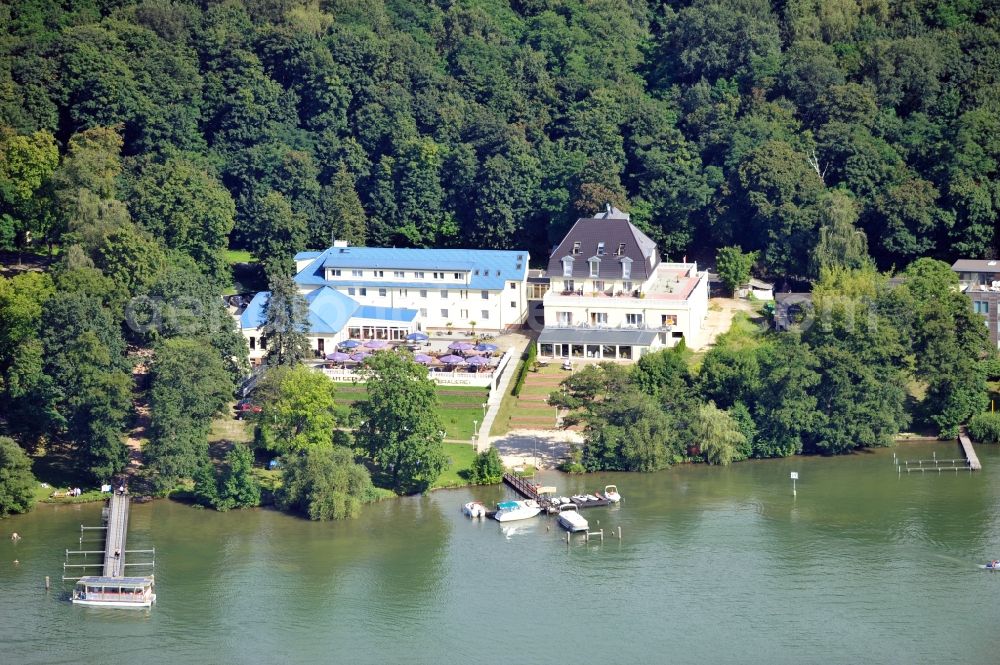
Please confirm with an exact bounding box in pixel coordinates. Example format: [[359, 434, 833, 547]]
[[958, 430, 982, 470], [102, 492, 130, 576]]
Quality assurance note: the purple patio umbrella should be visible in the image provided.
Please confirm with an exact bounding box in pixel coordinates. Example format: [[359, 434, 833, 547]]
[[474, 343, 498, 352], [349, 352, 370, 362], [339, 339, 361, 349], [439, 354, 466, 365], [326, 351, 351, 362], [465, 355, 489, 366], [413, 354, 435, 365], [448, 341, 474, 351], [406, 332, 429, 341], [364, 339, 389, 349]]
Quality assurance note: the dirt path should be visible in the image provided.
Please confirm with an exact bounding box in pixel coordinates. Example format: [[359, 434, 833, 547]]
[[689, 297, 758, 350], [124, 351, 154, 476]]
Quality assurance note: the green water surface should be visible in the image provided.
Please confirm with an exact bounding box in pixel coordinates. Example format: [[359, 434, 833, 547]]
[[2, 441, 999, 664]]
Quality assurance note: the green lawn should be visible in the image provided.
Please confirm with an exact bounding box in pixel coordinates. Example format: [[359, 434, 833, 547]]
[[433, 442, 477, 488], [332, 383, 489, 440], [224, 249, 254, 264]]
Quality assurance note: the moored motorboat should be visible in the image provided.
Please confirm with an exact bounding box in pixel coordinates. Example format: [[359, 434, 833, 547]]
[[72, 576, 156, 608], [463, 501, 487, 518], [603, 485, 621, 502], [494, 499, 542, 522], [557, 504, 589, 532]]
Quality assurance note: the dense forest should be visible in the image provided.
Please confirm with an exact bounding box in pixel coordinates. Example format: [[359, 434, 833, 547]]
[[2, 0, 1000, 511], [2, 0, 999, 279]]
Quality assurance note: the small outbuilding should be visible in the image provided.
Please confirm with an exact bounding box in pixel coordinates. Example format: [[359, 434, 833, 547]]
[[736, 278, 774, 301]]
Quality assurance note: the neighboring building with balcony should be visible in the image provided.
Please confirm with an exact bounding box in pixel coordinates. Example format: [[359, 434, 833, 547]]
[[537, 206, 709, 361], [236, 243, 531, 363], [952, 259, 1000, 348]]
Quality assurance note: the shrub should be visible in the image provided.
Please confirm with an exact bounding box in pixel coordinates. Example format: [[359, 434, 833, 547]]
[[469, 447, 504, 484], [511, 343, 537, 397], [968, 412, 1000, 444]]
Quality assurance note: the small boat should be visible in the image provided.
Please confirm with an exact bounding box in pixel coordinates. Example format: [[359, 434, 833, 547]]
[[494, 500, 542, 522], [983, 560, 1000, 570], [72, 576, 156, 608], [557, 504, 589, 532], [463, 501, 487, 518], [571, 494, 587, 503], [559, 496, 571, 505], [584, 494, 599, 502], [603, 485, 621, 503]]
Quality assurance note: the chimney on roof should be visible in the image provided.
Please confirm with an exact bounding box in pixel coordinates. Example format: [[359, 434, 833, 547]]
[[605, 203, 612, 215], [333, 239, 348, 248]]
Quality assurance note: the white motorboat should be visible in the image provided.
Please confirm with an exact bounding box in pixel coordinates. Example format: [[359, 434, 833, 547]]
[[557, 504, 589, 532], [463, 501, 487, 518], [571, 494, 587, 503], [494, 500, 541, 522], [603, 485, 621, 502]]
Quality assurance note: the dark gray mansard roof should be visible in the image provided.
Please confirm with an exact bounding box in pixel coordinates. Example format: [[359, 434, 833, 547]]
[[546, 214, 659, 281]]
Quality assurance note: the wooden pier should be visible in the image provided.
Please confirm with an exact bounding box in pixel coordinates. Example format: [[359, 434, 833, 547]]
[[62, 492, 154, 584], [958, 430, 982, 470], [502, 472, 612, 512]]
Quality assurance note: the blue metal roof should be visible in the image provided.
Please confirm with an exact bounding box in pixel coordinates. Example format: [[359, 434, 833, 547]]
[[295, 246, 530, 291], [304, 287, 360, 333], [240, 288, 417, 333], [294, 251, 323, 261]]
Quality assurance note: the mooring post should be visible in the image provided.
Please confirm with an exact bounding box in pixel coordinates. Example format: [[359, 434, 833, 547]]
[[618, 526, 622, 540], [45, 576, 50, 590], [566, 531, 570, 544]]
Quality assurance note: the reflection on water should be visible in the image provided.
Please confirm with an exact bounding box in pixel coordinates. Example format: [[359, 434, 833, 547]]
[[2, 442, 999, 664]]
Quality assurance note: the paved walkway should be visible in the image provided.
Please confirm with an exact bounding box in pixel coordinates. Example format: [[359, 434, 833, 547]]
[[474, 334, 532, 451]]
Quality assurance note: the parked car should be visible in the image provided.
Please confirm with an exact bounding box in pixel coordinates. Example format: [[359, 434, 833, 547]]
[[235, 399, 262, 419]]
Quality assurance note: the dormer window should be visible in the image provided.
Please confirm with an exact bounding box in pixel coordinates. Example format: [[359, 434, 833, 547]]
[[589, 257, 600, 278], [621, 257, 632, 280], [572, 242, 581, 255], [562, 256, 574, 277], [597, 242, 606, 256], [616, 243, 626, 256]]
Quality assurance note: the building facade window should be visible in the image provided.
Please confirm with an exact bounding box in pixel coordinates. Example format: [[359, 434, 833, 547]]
[[481, 309, 489, 320], [593, 280, 605, 292], [454, 272, 462, 279], [662, 314, 678, 327], [433, 272, 444, 279], [589, 258, 600, 278], [249, 336, 255, 350], [563, 280, 575, 293], [481, 290, 489, 299], [351, 269, 363, 277], [420, 289, 428, 298], [440, 289, 448, 298], [509, 282, 517, 289], [358, 288, 367, 296], [572, 241, 581, 255], [616, 243, 626, 256], [259, 335, 267, 349], [510, 301, 516, 308], [597, 242, 606, 256], [420, 308, 427, 317], [592, 312, 608, 325], [621, 258, 632, 280], [557, 311, 573, 326], [348, 287, 356, 296], [441, 308, 449, 318], [374, 270, 384, 277], [415, 271, 425, 279], [329, 269, 341, 277], [393, 271, 405, 278], [460, 309, 468, 319], [626, 313, 643, 326], [562, 257, 573, 277], [378, 288, 387, 297], [623, 281, 633, 293], [974, 301, 990, 314]]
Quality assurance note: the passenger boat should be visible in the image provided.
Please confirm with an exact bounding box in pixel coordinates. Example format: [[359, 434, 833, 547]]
[[493, 500, 541, 522], [463, 501, 487, 518], [72, 576, 155, 608], [557, 504, 589, 532], [603, 485, 622, 503]]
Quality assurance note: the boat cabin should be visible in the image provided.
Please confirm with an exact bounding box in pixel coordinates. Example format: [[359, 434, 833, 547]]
[[72, 576, 156, 608]]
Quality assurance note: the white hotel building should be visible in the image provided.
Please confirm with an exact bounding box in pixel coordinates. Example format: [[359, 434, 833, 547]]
[[537, 207, 709, 361], [239, 243, 530, 363]]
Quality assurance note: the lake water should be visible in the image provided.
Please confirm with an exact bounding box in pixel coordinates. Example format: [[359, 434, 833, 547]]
[[2, 441, 999, 664]]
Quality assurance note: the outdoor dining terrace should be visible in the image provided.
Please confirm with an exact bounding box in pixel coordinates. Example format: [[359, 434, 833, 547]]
[[309, 333, 513, 387]]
